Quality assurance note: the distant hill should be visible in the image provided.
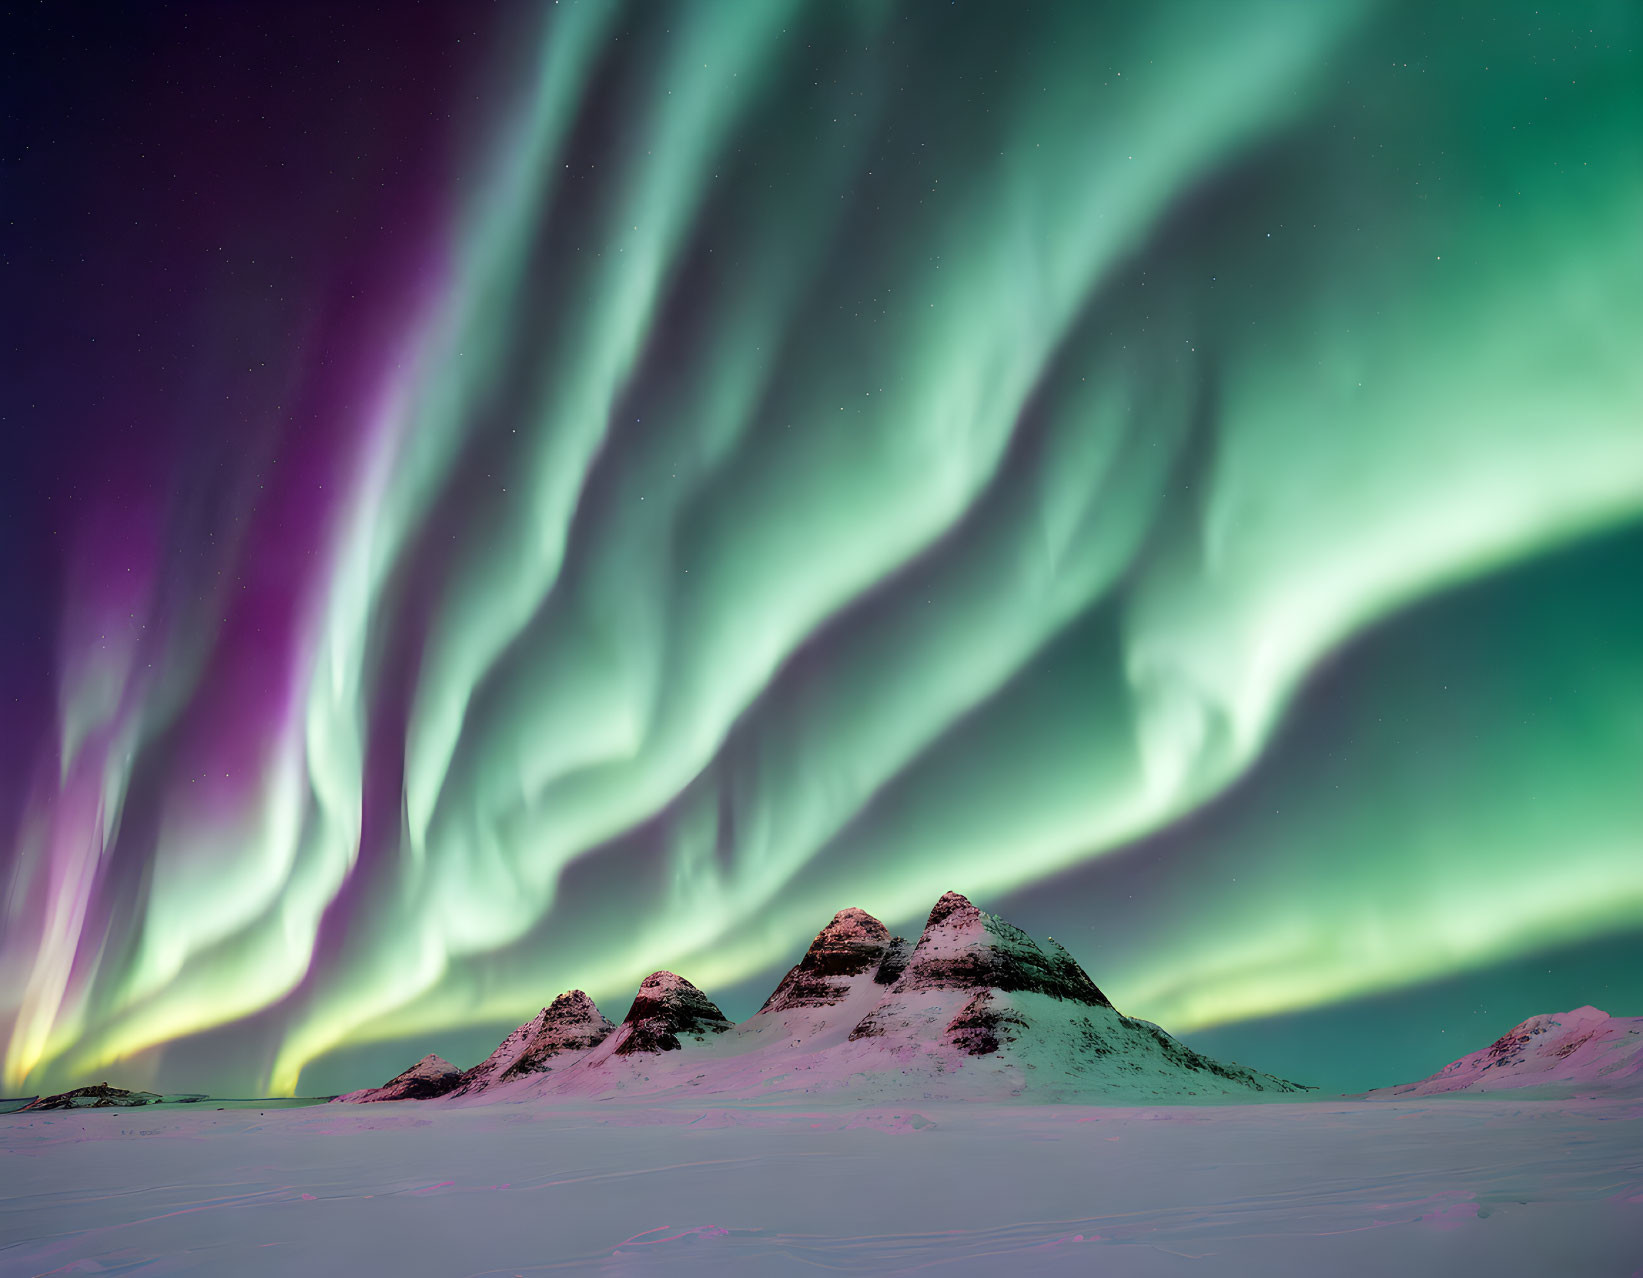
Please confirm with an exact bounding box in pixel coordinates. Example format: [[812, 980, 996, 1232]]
[[1368, 1007, 1643, 1098], [21, 1083, 208, 1110]]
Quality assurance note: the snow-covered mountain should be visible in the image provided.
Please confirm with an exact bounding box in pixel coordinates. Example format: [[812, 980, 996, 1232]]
[[503, 971, 738, 1098], [1370, 1006, 1643, 1098], [446, 991, 615, 1097], [336, 892, 1307, 1104], [818, 890, 1301, 1099], [335, 1054, 462, 1103], [604, 971, 734, 1056]]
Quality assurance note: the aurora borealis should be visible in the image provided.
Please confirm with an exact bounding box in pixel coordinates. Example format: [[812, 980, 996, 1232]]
[[3, 0, 1639, 1099]]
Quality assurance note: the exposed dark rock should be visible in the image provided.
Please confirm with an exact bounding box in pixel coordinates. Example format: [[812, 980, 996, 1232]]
[[1073, 1018, 1113, 1058], [1042, 937, 1113, 1007], [874, 935, 913, 985], [611, 972, 733, 1056], [945, 991, 1028, 1057]]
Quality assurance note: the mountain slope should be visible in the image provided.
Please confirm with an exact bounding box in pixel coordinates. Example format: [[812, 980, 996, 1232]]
[[1370, 1006, 1643, 1098]]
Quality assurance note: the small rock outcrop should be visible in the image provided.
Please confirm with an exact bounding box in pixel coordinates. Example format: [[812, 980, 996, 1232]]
[[944, 990, 1030, 1057], [24, 1083, 162, 1111]]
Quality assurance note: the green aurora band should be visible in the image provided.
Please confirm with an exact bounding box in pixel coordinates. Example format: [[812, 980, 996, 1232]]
[[2, 0, 1639, 1096]]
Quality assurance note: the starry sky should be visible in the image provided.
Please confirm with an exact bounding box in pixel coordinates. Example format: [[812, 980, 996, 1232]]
[[2, 1, 1638, 1100]]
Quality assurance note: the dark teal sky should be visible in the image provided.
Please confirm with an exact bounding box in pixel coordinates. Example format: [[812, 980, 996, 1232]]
[[2, 0, 1638, 1097]]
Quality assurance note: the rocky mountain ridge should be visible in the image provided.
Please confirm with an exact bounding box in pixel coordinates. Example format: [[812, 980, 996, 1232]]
[[334, 891, 1308, 1104]]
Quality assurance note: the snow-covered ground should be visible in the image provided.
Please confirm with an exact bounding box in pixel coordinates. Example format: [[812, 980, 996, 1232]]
[[4, 1095, 1639, 1275]]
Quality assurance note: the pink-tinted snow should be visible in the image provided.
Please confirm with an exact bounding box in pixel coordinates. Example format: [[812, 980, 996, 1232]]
[[3, 1095, 1640, 1275], [1368, 1007, 1643, 1098]]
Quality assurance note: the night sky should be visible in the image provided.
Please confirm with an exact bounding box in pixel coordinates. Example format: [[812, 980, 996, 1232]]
[[2, 1, 1638, 1100]]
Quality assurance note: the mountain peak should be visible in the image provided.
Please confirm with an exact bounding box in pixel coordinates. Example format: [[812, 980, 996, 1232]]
[[926, 891, 980, 930], [879, 891, 1113, 1008], [846, 890, 1115, 1046], [335, 1052, 463, 1103], [636, 971, 693, 995], [1520, 1005, 1607, 1028], [491, 990, 615, 1083], [439, 993, 620, 1099], [821, 907, 890, 944], [758, 907, 903, 1015], [611, 972, 732, 1055]]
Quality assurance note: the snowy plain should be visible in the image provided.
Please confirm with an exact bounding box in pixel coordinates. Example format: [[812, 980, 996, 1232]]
[[3, 1094, 1641, 1276]]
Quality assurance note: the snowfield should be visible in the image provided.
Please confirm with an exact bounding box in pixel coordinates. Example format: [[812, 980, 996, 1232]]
[[3, 1095, 1640, 1276]]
